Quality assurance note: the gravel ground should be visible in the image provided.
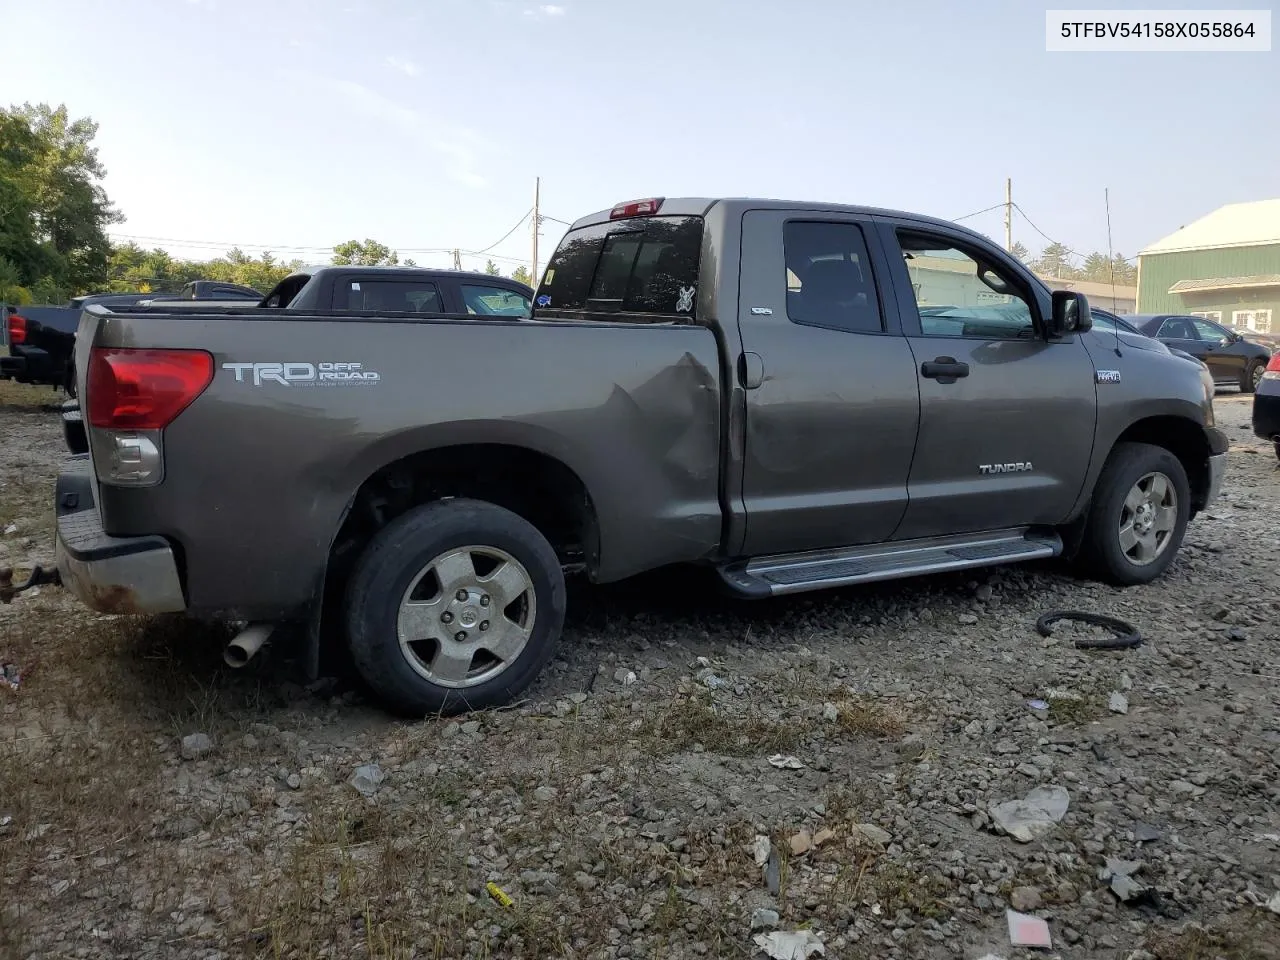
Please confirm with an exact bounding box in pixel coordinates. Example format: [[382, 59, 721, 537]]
[[1, 379, 1278, 960]]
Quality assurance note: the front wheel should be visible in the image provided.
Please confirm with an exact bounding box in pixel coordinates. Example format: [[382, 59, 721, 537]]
[[1079, 442, 1190, 586], [345, 499, 566, 716], [1242, 359, 1264, 393]]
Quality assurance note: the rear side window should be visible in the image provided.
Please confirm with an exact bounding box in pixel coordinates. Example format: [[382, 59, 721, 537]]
[[344, 280, 441, 313], [534, 215, 702, 321], [784, 221, 884, 333], [461, 284, 530, 317]]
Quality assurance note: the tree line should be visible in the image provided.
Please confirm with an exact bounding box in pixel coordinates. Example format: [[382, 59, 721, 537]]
[[2, 101, 1130, 303]]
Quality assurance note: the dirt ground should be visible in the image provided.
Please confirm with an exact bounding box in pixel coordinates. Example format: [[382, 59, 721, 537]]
[[1, 379, 1278, 960]]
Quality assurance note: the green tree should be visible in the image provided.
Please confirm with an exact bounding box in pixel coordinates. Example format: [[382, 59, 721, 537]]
[[0, 102, 121, 300], [1010, 241, 1030, 263], [510, 264, 532, 287], [1081, 251, 1111, 282], [1031, 242, 1078, 280], [484, 259, 501, 276], [332, 239, 399, 266]]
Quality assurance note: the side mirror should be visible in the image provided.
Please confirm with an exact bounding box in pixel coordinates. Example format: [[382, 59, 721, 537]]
[[1049, 290, 1091, 337]]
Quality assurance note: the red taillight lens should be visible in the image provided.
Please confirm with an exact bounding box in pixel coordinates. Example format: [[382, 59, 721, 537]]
[[86, 348, 214, 430], [609, 197, 664, 219], [1267, 353, 1280, 372], [6, 313, 27, 345]]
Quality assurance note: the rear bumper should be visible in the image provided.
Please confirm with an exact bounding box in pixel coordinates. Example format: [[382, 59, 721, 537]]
[[0, 354, 24, 379], [54, 457, 186, 615], [1252, 383, 1280, 442]]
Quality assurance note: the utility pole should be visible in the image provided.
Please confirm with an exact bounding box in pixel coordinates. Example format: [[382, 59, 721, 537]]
[[1004, 177, 1013, 253], [452, 248, 462, 271], [531, 176, 541, 288]]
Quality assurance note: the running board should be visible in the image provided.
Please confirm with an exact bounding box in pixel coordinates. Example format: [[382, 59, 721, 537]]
[[717, 528, 1062, 598]]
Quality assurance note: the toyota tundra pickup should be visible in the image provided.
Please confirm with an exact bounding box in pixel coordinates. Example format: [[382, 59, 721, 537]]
[[50, 197, 1227, 715]]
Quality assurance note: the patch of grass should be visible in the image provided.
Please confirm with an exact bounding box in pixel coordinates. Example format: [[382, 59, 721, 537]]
[[635, 693, 814, 758], [1145, 915, 1280, 960], [862, 860, 955, 921], [0, 377, 60, 411], [832, 694, 908, 738]]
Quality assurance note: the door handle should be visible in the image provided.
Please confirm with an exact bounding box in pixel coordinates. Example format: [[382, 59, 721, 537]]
[[739, 351, 764, 390], [920, 357, 969, 383]]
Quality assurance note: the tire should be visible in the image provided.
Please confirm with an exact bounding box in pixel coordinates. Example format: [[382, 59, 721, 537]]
[[345, 498, 566, 716], [1274, 440, 1280, 462], [1242, 359, 1264, 394], [1079, 442, 1190, 586]]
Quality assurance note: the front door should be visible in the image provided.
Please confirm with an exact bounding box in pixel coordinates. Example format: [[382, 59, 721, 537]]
[[874, 219, 1097, 541], [735, 210, 920, 557]]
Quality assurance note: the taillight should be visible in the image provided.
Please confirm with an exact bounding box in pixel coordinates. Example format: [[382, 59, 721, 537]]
[[1267, 353, 1280, 373], [609, 197, 664, 219], [86, 348, 214, 430], [6, 313, 27, 345]]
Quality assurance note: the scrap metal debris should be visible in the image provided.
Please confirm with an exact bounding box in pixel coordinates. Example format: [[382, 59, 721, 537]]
[[989, 785, 1070, 843], [752, 929, 825, 959]]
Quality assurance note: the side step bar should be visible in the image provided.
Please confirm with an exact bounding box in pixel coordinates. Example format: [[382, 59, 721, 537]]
[[717, 528, 1062, 598]]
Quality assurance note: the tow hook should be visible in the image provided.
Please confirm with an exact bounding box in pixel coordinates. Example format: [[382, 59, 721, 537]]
[[0, 565, 62, 604]]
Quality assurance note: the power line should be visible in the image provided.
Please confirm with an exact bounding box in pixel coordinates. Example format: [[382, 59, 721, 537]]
[[474, 208, 533, 255], [952, 203, 1007, 222]]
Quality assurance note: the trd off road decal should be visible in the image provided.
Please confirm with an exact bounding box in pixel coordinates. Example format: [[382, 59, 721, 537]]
[[676, 286, 696, 313], [222, 361, 381, 386]]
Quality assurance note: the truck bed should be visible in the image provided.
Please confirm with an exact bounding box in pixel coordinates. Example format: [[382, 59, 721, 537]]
[[74, 306, 724, 618]]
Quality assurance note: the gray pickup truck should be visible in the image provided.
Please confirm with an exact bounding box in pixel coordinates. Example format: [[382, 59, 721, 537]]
[[51, 197, 1227, 715]]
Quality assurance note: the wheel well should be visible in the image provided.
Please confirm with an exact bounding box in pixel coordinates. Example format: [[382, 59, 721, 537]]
[[328, 443, 599, 579], [1114, 416, 1211, 509]]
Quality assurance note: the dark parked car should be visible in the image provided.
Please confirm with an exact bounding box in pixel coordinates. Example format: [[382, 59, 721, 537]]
[[1251, 352, 1280, 459], [1131, 314, 1272, 392]]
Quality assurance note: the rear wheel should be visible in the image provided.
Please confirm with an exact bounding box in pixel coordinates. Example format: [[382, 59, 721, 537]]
[[345, 499, 566, 716], [1079, 442, 1190, 586], [1242, 359, 1264, 393]]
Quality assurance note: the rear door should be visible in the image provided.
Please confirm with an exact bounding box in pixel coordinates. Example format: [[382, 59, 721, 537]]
[[875, 218, 1096, 540], [1191, 317, 1246, 383], [735, 210, 920, 557]]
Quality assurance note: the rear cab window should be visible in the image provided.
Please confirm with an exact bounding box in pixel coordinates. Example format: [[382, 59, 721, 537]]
[[344, 279, 442, 313], [533, 214, 703, 322]]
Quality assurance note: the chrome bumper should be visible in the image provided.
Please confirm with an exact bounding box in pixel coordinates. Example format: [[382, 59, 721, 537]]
[[54, 459, 186, 615], [1203, 452, 1227, 510]]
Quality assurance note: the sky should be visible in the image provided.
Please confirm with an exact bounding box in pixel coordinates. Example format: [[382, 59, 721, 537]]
[[3, 0, 1277, 276]]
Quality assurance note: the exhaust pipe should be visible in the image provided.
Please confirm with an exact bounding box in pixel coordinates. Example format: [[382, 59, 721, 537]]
[[224, 622, 273, 668]]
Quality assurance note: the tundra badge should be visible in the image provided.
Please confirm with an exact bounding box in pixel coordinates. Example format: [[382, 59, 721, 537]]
[[1096, 369, 1122, 384], [979, 462, 1033, 475]]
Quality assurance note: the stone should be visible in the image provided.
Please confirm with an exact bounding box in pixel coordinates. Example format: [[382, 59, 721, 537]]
[[750, 908, 780, 930], [975, 584, 994, 602], [574, 871, 597, 891], [790, 830, 813, 855], [614, 668, 637, 686], [1009, 886, 1041, 912], [286, 773, 301, 790], [1108, 692, 1129, 715], [533, 786, 557, 802], [460, 720, 481, 735], [995, 739, 1020, 754], [813, 828, 835, 847], [854, 823, 892, 846], [958, 613, 978, 625], [1133, 822, 1162, 843], [822, 702, 839, 722], [180, 733, 213, 760], [348, 763, 384, 797]]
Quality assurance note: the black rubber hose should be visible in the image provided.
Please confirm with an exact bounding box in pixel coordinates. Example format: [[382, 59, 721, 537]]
[[1035, 610, 1142, 649]]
